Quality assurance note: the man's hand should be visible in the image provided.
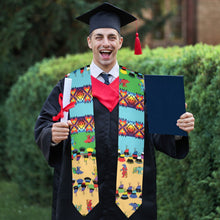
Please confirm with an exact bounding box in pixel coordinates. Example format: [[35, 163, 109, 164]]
[[177, 112, 195, 133], [51, 120, 72, 144]]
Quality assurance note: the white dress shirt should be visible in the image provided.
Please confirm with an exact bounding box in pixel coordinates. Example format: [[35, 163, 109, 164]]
[[90, 61, 119, 84]]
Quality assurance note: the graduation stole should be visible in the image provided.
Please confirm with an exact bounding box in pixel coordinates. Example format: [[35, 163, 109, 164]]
[[68, 65, 145, 218]]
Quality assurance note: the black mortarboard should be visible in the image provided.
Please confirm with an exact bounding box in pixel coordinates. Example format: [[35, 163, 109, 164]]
[[76, 2, 137, 34]]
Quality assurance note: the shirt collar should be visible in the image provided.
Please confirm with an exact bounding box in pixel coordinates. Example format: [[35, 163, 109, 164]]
[[90, 61, 119, 79]]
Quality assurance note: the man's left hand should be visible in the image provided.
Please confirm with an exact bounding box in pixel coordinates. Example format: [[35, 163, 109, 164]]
[[177, 112, 195, 133]]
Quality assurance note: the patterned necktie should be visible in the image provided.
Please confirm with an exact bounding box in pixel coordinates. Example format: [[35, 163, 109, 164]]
[[100, 72, 110, 85]]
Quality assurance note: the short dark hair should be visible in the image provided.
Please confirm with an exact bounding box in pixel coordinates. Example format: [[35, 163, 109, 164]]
[[88, 31, 122, 40]]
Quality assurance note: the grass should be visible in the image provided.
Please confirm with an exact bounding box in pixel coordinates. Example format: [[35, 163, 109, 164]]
[[0, 180, 51, 220]]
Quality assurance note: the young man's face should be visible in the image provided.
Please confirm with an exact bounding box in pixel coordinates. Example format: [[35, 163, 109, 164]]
[[87, 28, 123, 72]]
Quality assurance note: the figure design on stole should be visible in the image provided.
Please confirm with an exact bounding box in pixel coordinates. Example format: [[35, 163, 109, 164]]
[[87, 200, 93, 212], [75, 204, 82, 212], [119, 79, 130, 87], [121, 164, 128, 178], [133, 166, 143, 175], [73, 166, 84, 175], [138, 79, 145, 92], [84, 135, 95, 143], [129, 203, 139, 211]]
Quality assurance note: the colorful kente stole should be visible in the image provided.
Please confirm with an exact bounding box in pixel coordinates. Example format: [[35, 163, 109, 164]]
[[68, 66, 145, 218]]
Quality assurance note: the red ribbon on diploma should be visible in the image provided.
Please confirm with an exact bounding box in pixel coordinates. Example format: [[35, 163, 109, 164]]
[[52, 93, 75, 121]]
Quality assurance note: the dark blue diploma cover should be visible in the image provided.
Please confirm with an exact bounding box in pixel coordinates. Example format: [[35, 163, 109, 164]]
[[144, 75, 187, 136]]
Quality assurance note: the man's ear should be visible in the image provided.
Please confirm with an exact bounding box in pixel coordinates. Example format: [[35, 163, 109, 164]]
[[87, 36, 92, 49], [118, 37, 123, 50]]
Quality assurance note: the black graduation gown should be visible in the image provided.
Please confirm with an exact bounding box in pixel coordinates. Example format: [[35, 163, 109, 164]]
[[35, 78, 189, 220]]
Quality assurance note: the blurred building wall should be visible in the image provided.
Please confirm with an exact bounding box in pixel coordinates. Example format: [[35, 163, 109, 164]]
[[144, 0, 220, 48], [197, 0, 220, 45]]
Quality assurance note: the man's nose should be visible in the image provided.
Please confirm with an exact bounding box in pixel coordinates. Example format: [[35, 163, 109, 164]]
[[102, 37, 110, 47]]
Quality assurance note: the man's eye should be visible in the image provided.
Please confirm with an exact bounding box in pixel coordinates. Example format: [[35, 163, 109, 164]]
[[95, 37, 102, 40], [109, 36, 116, 40]]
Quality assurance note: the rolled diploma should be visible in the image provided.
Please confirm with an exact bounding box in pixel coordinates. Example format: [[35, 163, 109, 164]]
[[61, 78, 72, 122]]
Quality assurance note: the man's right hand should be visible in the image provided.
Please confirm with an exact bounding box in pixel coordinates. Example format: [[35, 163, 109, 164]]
[[51, 120, 72, 144]]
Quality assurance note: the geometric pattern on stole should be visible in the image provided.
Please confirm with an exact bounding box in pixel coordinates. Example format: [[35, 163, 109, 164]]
[[116, 66, 145, 218], [69, 66, 99, 216]]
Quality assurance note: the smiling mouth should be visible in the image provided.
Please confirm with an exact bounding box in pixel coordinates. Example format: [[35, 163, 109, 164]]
[[100, 50, 112, 58]]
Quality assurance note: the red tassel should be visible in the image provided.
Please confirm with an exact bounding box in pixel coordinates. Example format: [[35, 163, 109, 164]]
[[134, 32, 142, 55]]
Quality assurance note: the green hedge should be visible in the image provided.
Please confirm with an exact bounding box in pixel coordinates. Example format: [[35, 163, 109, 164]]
[[154, 45, 220, 220], [5, 44, 220, 218]]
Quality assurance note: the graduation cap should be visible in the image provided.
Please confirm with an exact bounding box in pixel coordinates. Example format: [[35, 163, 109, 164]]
[[76, 2, 142, 55]]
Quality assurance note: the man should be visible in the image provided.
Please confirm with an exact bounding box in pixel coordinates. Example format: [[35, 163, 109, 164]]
[[35, 2, 195, 220]]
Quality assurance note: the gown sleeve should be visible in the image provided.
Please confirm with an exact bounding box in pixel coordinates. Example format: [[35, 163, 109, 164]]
[[34, 78, 65, 167], [151, 133, 189, 159]]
